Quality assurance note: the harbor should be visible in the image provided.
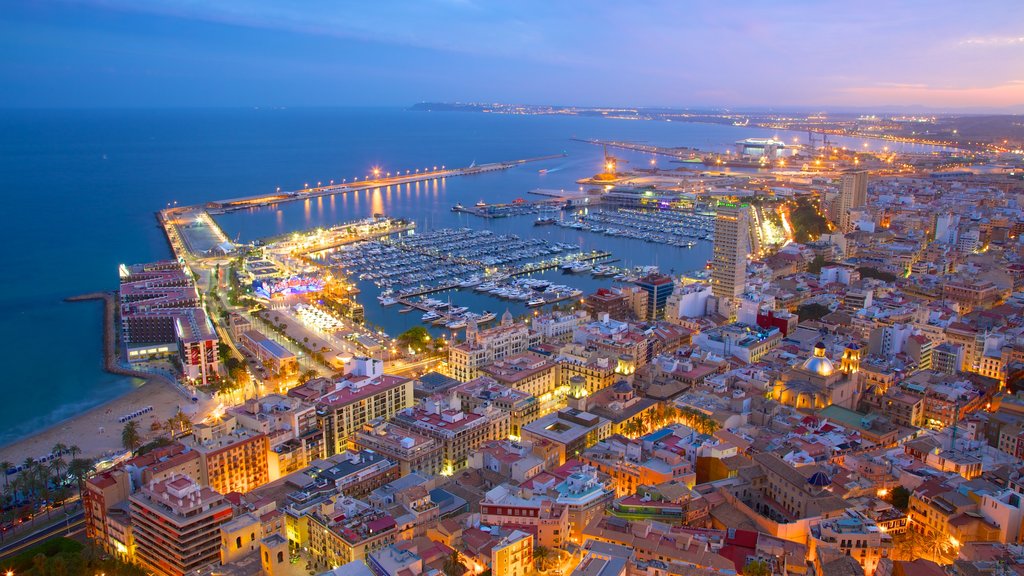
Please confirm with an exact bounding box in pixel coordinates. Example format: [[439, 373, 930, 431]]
[[556, 206, 717, 246]]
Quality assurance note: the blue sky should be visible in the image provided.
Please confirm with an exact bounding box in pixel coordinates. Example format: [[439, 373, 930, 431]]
[[2, 0, 1023, 110]]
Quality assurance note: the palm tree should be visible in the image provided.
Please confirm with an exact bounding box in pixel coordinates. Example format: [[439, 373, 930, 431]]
[[68, 458, 94, 501], [534, 546, 552, 572], [0, 461, 11, 491], [122, 421, 141, 453], [166, 417, 179, 437], [175, 410, 193, 434], [50, 443, 68, 487], [443, 551, 466, 576], [662, 404, 678, 424], [67, 445, 82, 460]]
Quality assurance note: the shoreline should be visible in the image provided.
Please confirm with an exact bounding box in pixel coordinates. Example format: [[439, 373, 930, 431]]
[[0, 292, 194, 466]]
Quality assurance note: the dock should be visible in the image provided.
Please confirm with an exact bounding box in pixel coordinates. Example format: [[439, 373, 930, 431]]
[[158, 153, 568, 260], [571, 138, 707, 162], [392, 251, 612, 300], [205, 153, 568, 213]]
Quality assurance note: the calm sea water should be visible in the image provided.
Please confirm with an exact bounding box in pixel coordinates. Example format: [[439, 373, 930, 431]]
[[0, 107, 946, 445]]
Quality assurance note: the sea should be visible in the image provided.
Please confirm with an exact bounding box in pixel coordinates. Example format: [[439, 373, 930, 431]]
[[0, 107, 949, 446]]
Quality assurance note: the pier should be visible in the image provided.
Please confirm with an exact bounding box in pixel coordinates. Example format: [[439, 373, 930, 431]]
[[205, 153, 568, 213], [158, 153, 568, 260], [571, 138, 707, 162]]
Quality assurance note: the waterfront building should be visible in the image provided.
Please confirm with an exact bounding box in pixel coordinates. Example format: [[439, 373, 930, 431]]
[[532, 310, 587, 343], [584, 286, 647, 321], [129, 475, 233, 576], [838, 169, 868, 233], [448, 312, 535, 381], [353, 419, 444, 477], [664, 282, 712, 321], [118, 261, 220, 384], [710, 202, 750, 305], [84, 468, 133, 560]]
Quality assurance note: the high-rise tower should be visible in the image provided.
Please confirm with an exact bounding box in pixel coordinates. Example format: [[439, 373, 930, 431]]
[[711, 202, 750, 303]]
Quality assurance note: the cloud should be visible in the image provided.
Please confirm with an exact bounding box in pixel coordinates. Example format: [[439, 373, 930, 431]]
[[838, 80, 1024, 108], [958, 36, 1024, 47]]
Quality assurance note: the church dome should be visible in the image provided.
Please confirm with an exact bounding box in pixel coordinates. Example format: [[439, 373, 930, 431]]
[[801, 342, 835, 376]]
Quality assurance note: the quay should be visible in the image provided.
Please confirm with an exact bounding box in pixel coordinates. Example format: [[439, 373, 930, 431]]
[[158, 153, 567, 259], [451, 198, 565, 218], [571, 138, 707, 162], [205, 153, 568, 213]]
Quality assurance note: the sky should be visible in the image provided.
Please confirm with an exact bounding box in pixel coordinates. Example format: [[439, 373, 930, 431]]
[[2, 0, 1023, 111]]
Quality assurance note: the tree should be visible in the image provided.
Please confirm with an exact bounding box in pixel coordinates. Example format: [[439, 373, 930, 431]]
[[443, 551, 466, 576], [397, 326, 430, 351], [0, 460, 11, 491], [50, 443, 68, 486], [534, 546, 552, 571], [67, 459, 94, 500], [121, 421, 141, 453], [797, 303, 832, 322], [890, 486, 911, 512], [857, 266, 898, 283], [743, 559, 771, 576]]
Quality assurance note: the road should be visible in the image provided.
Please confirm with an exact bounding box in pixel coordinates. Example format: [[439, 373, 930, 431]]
[[0, 510, 84, 561]]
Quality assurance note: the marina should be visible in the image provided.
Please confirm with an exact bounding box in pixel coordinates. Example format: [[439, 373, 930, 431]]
[[556, 206, 716, 247]]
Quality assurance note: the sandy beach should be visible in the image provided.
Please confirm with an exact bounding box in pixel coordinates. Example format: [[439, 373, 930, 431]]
[[0, 378, 195, 465], [0, 291, 207, 467]]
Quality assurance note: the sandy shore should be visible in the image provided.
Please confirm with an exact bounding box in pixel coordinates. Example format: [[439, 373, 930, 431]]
[[0, 379, 193, 465], [0, 292, 200, 466]]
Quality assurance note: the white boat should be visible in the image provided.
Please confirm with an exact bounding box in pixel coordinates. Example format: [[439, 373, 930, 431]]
[[527, 297, 546, 307], [570, 262, 593, 273], [379, 296, 399, 306], [422, 311, 441, 322], [446, 318, 467, 329]]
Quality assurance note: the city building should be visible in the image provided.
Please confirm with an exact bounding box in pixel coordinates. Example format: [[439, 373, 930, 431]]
[[710, 202, 750, 304], [240, 329, 298, 375], [353, 419, 444, 477], [185, 414, 271, 495], [809, 510, 892, 575], [491, 529, 533, 576], [454, 376, 541, 438], [118, 261, 220, 384], [634, 273, 675, 321], [393, 401, 497, 474], [838, 169, 868, 233], [308, 368, 414, 456], [521, 408, 612, 464], [129, 474, 233, 576], [307, 497, 398, 570], [448, 312, 534, 381], [692, 322, 782, 364]]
